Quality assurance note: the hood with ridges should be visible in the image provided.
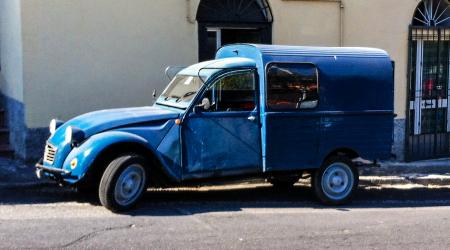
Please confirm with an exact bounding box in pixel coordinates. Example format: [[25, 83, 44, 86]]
[[48, 106, 180, 144]]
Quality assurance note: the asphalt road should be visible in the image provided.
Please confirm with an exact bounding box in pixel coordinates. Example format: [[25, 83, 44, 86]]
[[1, 183, 450, 250]]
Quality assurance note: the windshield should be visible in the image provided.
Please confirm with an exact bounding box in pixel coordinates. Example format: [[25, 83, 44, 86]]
[[156, 75, 204, 109]]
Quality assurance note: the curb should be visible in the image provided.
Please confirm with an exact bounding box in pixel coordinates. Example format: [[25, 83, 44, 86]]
[[359, 175, 450, 186], [360, 158, 450, 176]]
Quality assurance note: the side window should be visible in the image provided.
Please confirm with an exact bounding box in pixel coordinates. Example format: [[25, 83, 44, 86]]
[[267, 63, 319, 110], [201, 70, 256, 112]]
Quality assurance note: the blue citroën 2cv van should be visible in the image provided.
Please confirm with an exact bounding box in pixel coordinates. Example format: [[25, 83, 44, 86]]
[[36, 44, 395, 212]]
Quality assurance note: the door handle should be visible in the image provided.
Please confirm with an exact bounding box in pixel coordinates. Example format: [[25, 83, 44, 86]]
[[248, 115, 256, 122]]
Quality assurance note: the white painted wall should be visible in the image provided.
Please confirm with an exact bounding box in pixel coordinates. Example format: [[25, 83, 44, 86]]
[[17, 0, 419, 128], [21, 0, 198, 127], [0, 0, 24, 102], [271, 0, 341, 46]]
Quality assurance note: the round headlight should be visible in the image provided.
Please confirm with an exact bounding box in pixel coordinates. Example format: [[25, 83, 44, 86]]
[[49, 119, 64, 134], [64, 126, 85, 146], [65, 126, 73, 144], [49, 120, 57, 134]]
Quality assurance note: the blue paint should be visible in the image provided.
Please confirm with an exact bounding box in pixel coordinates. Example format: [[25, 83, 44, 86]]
[[217, 44, 394, 171], [38, 44, 394, 186], [45, 106, 180, 170], [62, 131, 152, 183], [182, 110, 261, 179], [156, 123, 182, 179]]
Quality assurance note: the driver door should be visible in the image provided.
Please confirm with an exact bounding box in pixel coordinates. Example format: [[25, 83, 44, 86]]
[[181, 69, 262, 179]]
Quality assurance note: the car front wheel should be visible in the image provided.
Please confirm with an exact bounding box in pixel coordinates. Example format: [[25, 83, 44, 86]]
[[99, 154, 148, 212], [312, 156, 358, 205]]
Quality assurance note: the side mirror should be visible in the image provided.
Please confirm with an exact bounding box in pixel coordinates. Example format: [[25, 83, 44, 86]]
[[193, 98, 211, 113]]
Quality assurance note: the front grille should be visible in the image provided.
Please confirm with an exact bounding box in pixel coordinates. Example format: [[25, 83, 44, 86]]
[[44, 143, 57, 165]]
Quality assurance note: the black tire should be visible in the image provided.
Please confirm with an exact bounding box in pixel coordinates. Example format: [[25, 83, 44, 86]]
[[99, 154, 149, 212], [312, 156, 359, 205], [268, 176, 300, 189]]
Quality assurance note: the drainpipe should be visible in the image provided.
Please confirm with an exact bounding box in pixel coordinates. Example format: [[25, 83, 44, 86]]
[[284, 0, 344, 46], [186, 0, 195, 24], [339, 1, 344, 46]]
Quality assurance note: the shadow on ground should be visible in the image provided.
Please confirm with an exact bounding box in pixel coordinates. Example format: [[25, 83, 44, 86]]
[[1, 182, 450, 216]]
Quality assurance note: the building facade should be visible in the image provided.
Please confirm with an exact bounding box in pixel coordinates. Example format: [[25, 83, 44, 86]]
[[0, 0, 448, 161]]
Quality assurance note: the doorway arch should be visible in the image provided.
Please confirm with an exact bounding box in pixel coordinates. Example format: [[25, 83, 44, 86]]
[[407, 0, 450, 160], [196, 0, 273, 61]]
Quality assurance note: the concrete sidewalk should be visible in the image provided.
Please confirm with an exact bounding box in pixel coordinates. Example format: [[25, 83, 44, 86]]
[[0, 157, 449, 188], [0, 158, 49, 188], [362, 158, 450, 175], [359, 158, 450, 187]]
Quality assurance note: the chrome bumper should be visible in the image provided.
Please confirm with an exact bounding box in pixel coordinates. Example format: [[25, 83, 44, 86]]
[[35, 162, 71, 179]]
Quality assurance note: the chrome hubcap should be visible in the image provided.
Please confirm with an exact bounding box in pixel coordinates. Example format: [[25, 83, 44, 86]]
[[321, 163, 354, 200], [114, 164, 146, 206]]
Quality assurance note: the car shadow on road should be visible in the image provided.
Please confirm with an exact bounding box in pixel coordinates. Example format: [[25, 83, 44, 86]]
[[1, 183, 450, 216], [127, 184, 450, 216]]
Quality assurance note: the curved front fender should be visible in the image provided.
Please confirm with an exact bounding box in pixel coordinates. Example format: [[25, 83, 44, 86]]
[[62, 131, 153, 183]]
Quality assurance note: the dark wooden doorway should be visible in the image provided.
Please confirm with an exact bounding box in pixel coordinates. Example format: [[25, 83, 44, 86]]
[[196, 0, 273, 61]]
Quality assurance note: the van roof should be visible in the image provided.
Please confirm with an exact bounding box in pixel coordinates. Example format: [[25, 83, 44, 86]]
[[178, 57, 256, 76], [221, 44, 390, 58], [215, 43, 394, 114]]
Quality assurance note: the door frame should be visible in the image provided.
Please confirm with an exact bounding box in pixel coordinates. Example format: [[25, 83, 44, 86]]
[[406, 26, 450, 161], [198, 22, 272, 61], [262, 62, 321, 172], [206, 26, 263, 50], [180, 68, 263, 179]]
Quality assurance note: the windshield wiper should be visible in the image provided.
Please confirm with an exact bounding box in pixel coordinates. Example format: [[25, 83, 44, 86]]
[[183, 91, 197, 98], [164, 95, 181, 101]]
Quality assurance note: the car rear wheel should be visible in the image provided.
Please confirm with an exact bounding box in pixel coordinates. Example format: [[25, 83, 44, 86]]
[[99, 154, 148, 212], [312, 156, 358, 205]]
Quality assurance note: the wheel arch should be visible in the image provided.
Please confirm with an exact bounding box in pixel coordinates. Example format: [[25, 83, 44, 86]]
[[323, 148, 360, 163], [69, 131, 178, 188]]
